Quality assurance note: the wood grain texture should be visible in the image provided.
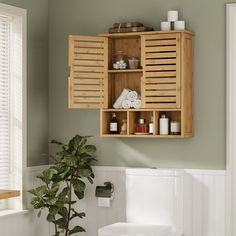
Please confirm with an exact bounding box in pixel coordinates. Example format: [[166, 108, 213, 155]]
[[68, 35, 108, 109], [181, 33, 194, 137], [142, 33, 180, 109], [99, 30, 194, 38], [0, 190, 20, 200]]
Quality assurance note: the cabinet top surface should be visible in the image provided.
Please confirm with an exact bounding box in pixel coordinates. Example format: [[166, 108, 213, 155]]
[[98, 30, 194, 38]]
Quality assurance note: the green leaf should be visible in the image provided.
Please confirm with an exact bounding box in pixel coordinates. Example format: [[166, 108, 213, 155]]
[[51, 139, 65, 145], [79, 168, 92, 178], [73, 179, 85, 193], [70, 211, 85, 220], [47, 197, 58, 205], [51, 182, 60, 193], [47, 213, 55, 222], [49, 205, 60, 216], [60, 166, 71, 179], [28, 186, 47, 197], [58, 207, 68, 218], [56, 218, 67, 229], [36, 173, 47, 183], [87, 177, 94, 184], [43, 169, 54, 184], [81, 145, 96, 154], [68, 135, 83, 150], [58, 187, 70, 203], [30, 195, 45, 209], [69, 226, 86, 235], [73, 179, 85, 199], [74, 191, 84, 199], [51, 174, 63, 183], [63, 155, 78, 167]]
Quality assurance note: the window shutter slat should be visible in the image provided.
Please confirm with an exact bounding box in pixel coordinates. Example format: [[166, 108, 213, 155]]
[[0, 15, 10, 189]]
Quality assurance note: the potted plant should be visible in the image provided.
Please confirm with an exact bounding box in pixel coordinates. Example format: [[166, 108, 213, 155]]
[[28, 135, 97, 236]]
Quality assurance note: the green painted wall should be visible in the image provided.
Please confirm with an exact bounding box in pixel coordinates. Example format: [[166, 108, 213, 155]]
[[48, 0, 229, 169], [0, 0, 49, 166]]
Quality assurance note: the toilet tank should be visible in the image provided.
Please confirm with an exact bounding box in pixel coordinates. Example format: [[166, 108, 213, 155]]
[[126, 168, 183, 233]]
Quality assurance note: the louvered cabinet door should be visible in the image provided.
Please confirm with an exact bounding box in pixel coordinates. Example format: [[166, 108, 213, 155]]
[[141, 33, 181, 108], [68, 35, 108, 108]]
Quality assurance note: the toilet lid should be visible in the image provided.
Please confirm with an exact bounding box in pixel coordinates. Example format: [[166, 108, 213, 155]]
[[98, 223, 172, 236]]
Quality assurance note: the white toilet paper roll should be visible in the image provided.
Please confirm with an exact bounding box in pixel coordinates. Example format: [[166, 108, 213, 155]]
[[168, 10, 178, 22], [161, 21, 171, 31], [174, 21, 185, 30], [98, 197, 110, 207]]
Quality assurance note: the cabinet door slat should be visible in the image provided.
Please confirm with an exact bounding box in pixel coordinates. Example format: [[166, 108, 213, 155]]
[[145, 52, 177, 59], [74, 78, 104, 85]]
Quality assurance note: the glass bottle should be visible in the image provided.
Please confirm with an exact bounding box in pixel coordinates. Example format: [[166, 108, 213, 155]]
[[109, 113, 119, 134], [136, 118, 149, 134], [149, 115, 154, 134]]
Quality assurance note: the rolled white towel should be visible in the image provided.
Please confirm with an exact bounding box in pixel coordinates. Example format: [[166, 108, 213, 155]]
[[132, 99, 142, 109], [113, 88, 131, 109], [121, 100, 132, 109], [127, 91, 140, 102]]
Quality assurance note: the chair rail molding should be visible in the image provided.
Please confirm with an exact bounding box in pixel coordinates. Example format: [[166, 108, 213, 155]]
[[226, 3, 236, 236]]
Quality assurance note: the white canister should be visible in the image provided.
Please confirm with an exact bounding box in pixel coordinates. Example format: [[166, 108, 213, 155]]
[[160, 21, 171, 31], [174, 21, 185, 30], [170, 121, 181, 135], [159, 114, 169, 135], [168, 10, 178, 22]]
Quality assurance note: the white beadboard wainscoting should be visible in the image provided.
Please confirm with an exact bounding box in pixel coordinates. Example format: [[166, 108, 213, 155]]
[[183, 170, 225, 236], [0, 166, 225, 236]]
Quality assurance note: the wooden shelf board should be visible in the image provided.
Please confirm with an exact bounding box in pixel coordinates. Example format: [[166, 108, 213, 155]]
[[102, 108, 181, 112], [101, 134, 129, 138], [101, 134, 184, 138], [0, 190, 20, 200], [99, 30, 194, 38], [108, 69, 143, 73]]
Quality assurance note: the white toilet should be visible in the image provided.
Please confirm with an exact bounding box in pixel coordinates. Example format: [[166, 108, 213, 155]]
[[98, 168, 184, 236]]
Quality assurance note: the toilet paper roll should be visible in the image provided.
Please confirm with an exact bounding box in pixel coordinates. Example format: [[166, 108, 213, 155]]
[[168, 10, 178, 22], [98, 197, 110, 207], [161, 21, 171, 31], [174, 21, 185, 30]]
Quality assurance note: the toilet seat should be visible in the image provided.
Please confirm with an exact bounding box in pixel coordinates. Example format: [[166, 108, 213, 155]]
[[98, 222, 172, 236]]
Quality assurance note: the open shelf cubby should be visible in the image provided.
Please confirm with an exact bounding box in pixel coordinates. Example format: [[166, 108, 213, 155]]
[[100, 109, 183, 138]]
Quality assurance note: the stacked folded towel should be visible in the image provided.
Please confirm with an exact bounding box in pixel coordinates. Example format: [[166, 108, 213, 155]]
[[113, 88, 141, 109]]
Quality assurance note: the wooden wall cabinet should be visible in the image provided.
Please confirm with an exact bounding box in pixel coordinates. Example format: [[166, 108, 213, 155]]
[[68, 30, 194, 138]]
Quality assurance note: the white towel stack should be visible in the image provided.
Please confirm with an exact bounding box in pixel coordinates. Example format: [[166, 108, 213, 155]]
[[113, 88, 141, 109]]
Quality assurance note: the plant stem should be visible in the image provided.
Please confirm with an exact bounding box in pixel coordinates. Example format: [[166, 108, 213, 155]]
[[65, 175, 73, 236], [54, 222, 58, 235]]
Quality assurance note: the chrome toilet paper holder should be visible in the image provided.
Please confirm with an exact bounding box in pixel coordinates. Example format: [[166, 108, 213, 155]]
[[95, 182, 114, 198]]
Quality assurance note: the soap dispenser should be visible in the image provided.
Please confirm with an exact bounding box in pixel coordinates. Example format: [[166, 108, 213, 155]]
[[159, 114, 169, 135]]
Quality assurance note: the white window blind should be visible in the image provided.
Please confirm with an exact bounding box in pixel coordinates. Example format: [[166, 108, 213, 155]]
[[0, 15, 10, 190]]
